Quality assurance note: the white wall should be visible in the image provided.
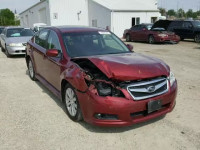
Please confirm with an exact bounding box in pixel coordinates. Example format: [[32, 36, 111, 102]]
[[49, 0, 89, 26], [20, 1, 50, 28], [88, 1, 111, 29], [111, 11, 161, 38]]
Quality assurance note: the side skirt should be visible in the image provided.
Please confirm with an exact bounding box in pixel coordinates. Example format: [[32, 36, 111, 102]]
[[35, 74, 62, 101]]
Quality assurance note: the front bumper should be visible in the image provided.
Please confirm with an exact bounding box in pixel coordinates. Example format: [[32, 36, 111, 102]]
[[6, 46, 26, 55], [154, 35, 180, 43], [77, 81, 177, 127]]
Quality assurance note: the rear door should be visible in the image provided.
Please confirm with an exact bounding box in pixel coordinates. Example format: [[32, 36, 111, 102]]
[[181, 22, 194, 39]]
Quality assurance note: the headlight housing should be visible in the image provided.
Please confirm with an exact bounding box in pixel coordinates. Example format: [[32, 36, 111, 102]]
[[96, 82, 112, 96], [8, 43, 23, 47], [168, 72, 176, 87], [95, 82, 124, 97], [158, 34, 168, 37]]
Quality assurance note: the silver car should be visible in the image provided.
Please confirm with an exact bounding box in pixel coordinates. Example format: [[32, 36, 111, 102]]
[[0, 27, 34, 57]]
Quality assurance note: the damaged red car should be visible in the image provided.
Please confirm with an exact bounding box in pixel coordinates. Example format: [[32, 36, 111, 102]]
[[25, 26, 177, 127]]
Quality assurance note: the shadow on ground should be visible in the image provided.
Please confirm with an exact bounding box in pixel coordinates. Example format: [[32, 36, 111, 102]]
[[25, 69, 166, 133]]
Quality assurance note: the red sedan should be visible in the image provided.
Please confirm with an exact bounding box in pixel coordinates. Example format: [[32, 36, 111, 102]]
[[26, 26, 177, 127], [123, 24, 180, 44]]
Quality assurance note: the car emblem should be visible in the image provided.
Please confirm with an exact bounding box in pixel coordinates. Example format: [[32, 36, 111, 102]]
[[147, 86, 156, 93]]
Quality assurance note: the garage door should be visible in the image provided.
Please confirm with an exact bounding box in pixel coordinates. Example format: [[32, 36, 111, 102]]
[[39, 8, 47, 24]]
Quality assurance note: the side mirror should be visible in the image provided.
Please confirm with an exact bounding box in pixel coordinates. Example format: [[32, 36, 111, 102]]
[[46, 49, 59, 57], [126, 44, 134, 52]]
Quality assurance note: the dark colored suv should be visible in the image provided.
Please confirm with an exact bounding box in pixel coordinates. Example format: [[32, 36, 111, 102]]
[[152, 20, 200, 42]]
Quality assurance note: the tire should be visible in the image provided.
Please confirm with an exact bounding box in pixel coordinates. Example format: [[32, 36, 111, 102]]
[[5, 46, 11, 57], [28, 58, 37, 81], [126, 34, 131, 42], [148, 35, 155, 44], [64, 84, 83, 122], [194, 34, 200, 43]]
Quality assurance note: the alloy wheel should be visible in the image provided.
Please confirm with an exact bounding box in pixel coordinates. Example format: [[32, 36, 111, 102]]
[[65, 88, 78, 117]]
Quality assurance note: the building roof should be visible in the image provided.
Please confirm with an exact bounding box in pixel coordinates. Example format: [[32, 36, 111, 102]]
[[93, 0, 159, 11]]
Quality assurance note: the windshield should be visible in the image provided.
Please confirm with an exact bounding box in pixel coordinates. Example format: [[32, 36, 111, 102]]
[[63, 31, 130, 58], [7, 28, 34, 37], [193, 21, 200, 27]]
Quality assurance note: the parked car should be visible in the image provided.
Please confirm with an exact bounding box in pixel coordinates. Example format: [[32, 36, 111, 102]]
[[152, 20, 200, 42], [33, 23, 47, 32], [0, 27, 34, 57], [123, 24, 180, 44], [26, 26, 177, 127]]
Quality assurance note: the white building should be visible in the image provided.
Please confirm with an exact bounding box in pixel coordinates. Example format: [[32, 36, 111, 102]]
[[20, 0, 160, 37]]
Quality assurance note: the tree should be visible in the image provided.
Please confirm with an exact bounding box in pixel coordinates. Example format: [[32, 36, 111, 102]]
[[186, 9, 194, 18], [159, 8, 167, 16], [0, 8, 15, 26], [177, 9, 185, 18], [168, 9, 176, 16]]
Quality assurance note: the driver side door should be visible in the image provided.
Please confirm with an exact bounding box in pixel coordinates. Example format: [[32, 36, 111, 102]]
[[42, 30, 62, 91]]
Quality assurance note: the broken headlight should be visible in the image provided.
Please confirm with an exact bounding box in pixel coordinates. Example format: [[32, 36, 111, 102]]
[[96, 82, 112, 96], [96, 82, 124, 97]]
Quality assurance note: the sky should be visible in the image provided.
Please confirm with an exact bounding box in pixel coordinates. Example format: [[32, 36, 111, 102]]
[[0, 0, 40, 14], [158, 0, 200, 11], [0, 0, 200, 14]]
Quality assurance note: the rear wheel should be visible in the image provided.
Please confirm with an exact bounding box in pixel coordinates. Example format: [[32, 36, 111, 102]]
[[194, 34, 200, 43], [126, 34, 131, 42], [148, 35, 155, 44], [28, 58, 36, 81], [64, 84, 83, 122]]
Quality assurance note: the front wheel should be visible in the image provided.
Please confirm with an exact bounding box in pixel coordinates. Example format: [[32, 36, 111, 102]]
[[148, 35, 155, 44], [64, 84, 83, 122], [5, 46, 11, 57], [194, 34, 200, 43]]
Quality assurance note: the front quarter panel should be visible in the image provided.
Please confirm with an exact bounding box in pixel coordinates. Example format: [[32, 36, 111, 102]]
[[60, 61, 88, 92]]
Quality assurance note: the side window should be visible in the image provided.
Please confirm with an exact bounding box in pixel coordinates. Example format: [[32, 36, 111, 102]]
[[47, 31, 61, 51], [137, 26, 144, 31], [35, 29, 49, 48], [183, 22, 193, 28], [131, 26, 138, 31], [168, 21, 182, 31]]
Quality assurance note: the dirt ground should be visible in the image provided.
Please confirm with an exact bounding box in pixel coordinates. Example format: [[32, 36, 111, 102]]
[[0, 41, 200, 150]]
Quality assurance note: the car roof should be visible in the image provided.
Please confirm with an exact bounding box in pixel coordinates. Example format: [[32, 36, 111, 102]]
[[45, 26, 107, 33]]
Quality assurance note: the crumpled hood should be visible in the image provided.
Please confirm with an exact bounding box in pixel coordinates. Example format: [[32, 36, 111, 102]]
[[6, 36, 32, 45], [87, 53, 170, 81]]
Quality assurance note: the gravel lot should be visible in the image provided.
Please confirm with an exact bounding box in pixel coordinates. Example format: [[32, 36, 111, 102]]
[[0, 41, 200, 150]]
